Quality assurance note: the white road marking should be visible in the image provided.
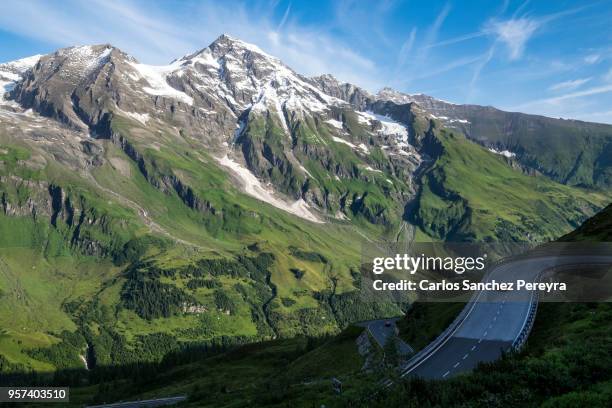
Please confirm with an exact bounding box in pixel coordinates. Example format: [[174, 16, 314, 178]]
[[462, 354, 468, 360], [471, 345, 476, 351], [453, 362, 460, 368], [443, 371, 450, 378]]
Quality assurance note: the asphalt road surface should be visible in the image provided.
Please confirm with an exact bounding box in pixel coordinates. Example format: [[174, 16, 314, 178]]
[[357, 318, 414, 355], [402, 255, 612, 379]]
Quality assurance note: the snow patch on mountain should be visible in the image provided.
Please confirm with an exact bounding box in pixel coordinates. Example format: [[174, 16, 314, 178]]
[[218, 34, 278, 60], [55, 46, 113, 81], [357, 111, 409, 143], [357, 143, 370, 153], [0, 54, 42, 100], [430, 114, 470, 125], [183, 48, 220, 70], [488, 147, 516, 158], [332, 136, 356, 148], [325, 119, 343, 129], [120, 110, 150, 125], [331, 136, 369, 154], [0, 76, 16, 96], [250, 83, 292, 134], [377, 87, 458, 107], [362, 165, 382, 173], [1, 54, 42, 72], [216, 155, 323, 223], [129, 61, 194, 105]]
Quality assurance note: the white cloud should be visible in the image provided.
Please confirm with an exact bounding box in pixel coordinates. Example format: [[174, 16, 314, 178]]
[[584, 54, 601, 64], [396, 28, 417, 70], [548, 77, 591, 92], [506, 86, 612, 125], [408, 55, 482, 81], [484, 18, 539, 60], [511, 84, 612, 114], [425, 31, 485, 49], [538, 85, 612, 104], [402, 2, 451, 86]]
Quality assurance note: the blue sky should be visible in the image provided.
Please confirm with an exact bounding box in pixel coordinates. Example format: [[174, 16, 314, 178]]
[[1, 0, 611, 123]]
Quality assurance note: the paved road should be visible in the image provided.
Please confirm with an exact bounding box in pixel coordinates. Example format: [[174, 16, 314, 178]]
[[357, 318, 414, 355], [86, 396, 187, 408], [401, 255, 612, 379]]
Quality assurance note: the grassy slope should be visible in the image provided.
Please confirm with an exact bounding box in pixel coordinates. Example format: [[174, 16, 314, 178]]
[[0, 245, 120, 370], [416, 129, 611, 241], [0, 116, 399, 371], [449, 106, 612, 188], [1, 112, 609, 379]]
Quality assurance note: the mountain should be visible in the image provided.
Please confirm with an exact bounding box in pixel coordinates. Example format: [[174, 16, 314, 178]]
[[311, 75, 612, 189], [0, 34, 610, 374]]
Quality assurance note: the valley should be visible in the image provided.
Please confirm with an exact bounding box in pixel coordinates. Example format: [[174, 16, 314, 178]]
[[0, 35, 610, 403]]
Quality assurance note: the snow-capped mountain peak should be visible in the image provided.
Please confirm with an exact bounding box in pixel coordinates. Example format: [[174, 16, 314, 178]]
[[0, 54, 43, 74], [167, 34, 347, 123], [1, 36, 425, 224], [207, 33, 279, 61], [0, 54, 43, 96]]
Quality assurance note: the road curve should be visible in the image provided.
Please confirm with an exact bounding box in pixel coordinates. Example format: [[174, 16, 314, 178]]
[[400, 255, 612, 380]]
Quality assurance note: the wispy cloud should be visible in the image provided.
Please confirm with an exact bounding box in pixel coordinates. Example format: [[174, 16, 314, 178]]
[[466, 3, 597, 102], [407, 55, 482, 82], [395, 28, 417, 71], [412, 2, 452, 64], [483, 17, 539, 60], [548, 77, 592, 92], [401, 2, 452, 87], [425, 32, 485, 49], [584, 53, 601, 64], [505, 83, 612, 124], [467, 44, 496, 101], [514, 84, 612, 109], [425, 2, 452, 49], [276, 3, 291, 31]]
